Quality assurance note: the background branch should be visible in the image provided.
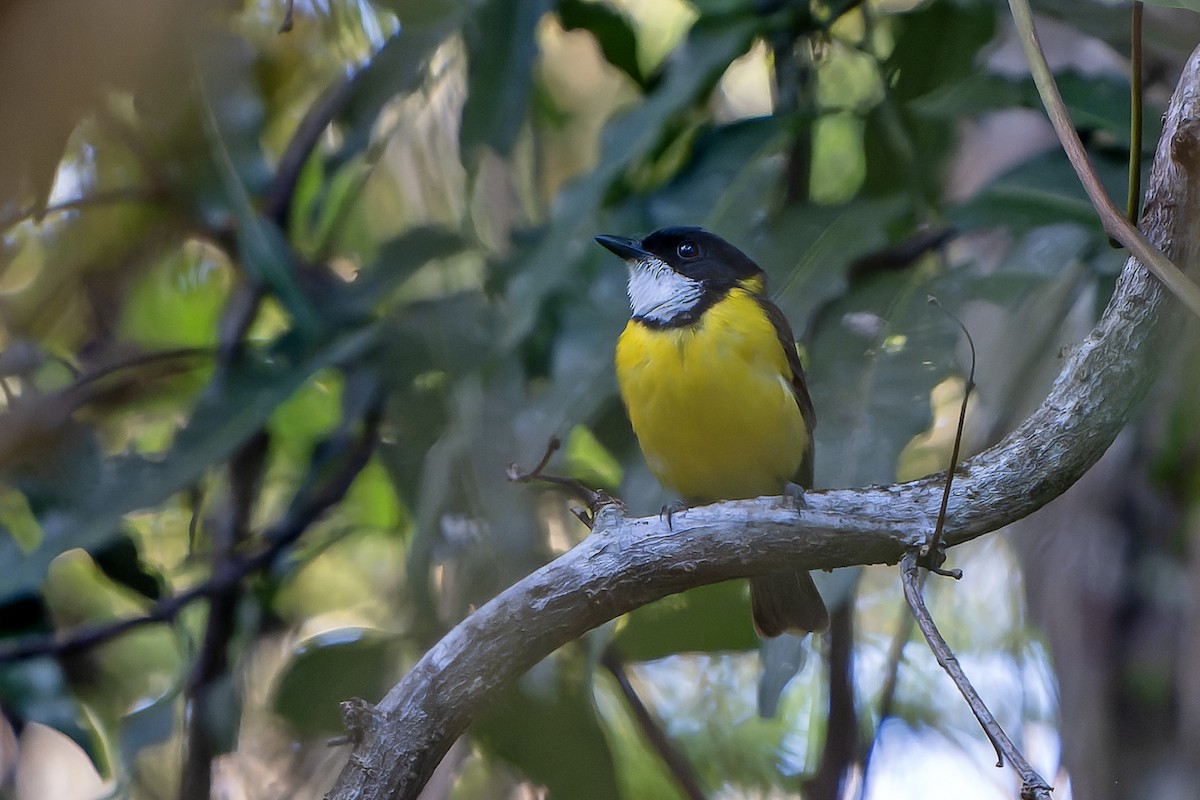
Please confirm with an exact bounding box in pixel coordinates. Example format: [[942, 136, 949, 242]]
[[0, 406, 381, 666], [1008, 0, 1200, 318], [327, 42, 1200, 800], [599, 648, 706, 800]]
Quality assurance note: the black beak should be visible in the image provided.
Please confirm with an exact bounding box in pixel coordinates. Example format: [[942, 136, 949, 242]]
[[595, 234, 647, 261]]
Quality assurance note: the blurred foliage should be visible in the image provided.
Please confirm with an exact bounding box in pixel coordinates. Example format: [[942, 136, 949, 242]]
[[0, 0, 1197, 798]]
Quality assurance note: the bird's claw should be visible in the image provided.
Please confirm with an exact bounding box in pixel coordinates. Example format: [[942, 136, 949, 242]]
[[660, 500, 688, 531], [783, 481, 808, 510]]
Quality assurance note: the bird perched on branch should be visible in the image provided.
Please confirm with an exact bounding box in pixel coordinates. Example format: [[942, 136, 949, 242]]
[[596, 226, 828, 636]]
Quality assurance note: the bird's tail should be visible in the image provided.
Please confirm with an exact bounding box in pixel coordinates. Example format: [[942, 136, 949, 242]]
[[750, 570, 829, 637]]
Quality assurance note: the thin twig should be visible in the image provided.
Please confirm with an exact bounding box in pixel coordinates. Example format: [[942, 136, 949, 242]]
[[899, 552, 1053, 799], [921, 297, 975, 572], [279, 0, 295, 33], [0, 187, 164, 232], [66, 347, 213, 394], [263, 73, 355, 230], [1127, 2, 1144, 227], [506, 436, 612, 513], [1007, 0, 1200, 320], [600, 647, 707, 800]]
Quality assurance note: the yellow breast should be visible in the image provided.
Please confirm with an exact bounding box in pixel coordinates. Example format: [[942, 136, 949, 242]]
[[615, 288, 810, 502]]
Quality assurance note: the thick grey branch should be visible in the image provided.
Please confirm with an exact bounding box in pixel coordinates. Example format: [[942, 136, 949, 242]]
[[328, 45, 1200, 800]]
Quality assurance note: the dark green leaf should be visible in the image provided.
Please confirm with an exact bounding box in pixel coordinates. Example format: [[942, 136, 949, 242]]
[[647, 116, 793, 227], [474, 651, 620, 799], [119, 689, 181, 766], [884, 4, 996, 104], [806, 267, 961, 488], [460, 0, 554, 161], [346, 226, 471, 312], [558, 0, 648, 89], [688, 0, 758, 16], [613, 582, 759, 660], [273, 628, 400, 735], [0, 659, 84, 747], [862, 2, 994, 199], [948, 149, 1126, 231]]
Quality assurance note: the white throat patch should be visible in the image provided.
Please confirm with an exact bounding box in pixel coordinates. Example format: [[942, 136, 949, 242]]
[[625, 256, 703, 324]]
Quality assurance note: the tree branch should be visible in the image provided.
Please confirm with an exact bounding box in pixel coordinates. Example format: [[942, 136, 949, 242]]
[[327, 44, 1200, 800], [899, 552, 1052, 798]]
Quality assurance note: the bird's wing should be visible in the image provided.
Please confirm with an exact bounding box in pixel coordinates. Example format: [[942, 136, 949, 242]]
[[759, 296, 816, 487]]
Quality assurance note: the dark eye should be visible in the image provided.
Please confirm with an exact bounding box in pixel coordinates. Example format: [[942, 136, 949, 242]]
[[677, 241, 699, 259]]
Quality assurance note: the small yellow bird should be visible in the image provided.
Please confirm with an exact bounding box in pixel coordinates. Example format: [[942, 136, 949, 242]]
[[597, 226, 828, 637]]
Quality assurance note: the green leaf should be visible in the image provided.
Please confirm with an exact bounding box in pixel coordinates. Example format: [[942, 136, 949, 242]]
[[761, 197, 909, 325], [612, 582, 759, 661], [474, 651, 620, 799], [687, 0, 758, 16], [646, 116, 793, 228], [806, 266, 961, 488], [194, 44, 322, 334], [862, 2, 995, 199], [884, 3, 996, 104], [341, 459, 403, 530], [119, 689, 182, 768], [1016, 72, 1162, 152], [273, 627, 400, 736], [346, 226, 471, 313], [461, 0, 554, 161], [42, 550, 184, 722], [268, 370, 344, 464], [558, 0, 649, 89], [907, 73, 1021, 119], [0, 659, 84, 749], [236, 211, 325, 334], [948, 149, 1127, 231], [291, 156, 373, 259], [119, 245, 232, 349], [564, 424, 622, 491]]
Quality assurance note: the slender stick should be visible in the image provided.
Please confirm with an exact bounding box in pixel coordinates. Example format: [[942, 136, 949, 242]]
[[1007, 0, 1200, 320], [921, 298, 976, 568], [1127, 2, 1144, 226], [600, 648, 707, 800], [899, 552, 1053, 799]]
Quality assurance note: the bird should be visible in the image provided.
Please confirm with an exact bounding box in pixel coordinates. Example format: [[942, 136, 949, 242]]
[[596, 226, 828, 637]]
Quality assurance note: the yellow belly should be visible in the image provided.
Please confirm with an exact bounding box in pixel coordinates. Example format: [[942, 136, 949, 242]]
[[615, 289, 810, 502]]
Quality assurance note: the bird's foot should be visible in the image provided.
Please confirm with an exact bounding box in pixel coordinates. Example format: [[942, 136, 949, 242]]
[[783, 481, 808, 510], [660, 500, 689, 531]]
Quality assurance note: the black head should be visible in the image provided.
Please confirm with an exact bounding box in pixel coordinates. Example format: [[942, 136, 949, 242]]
[[597, 226, 764, 289]]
